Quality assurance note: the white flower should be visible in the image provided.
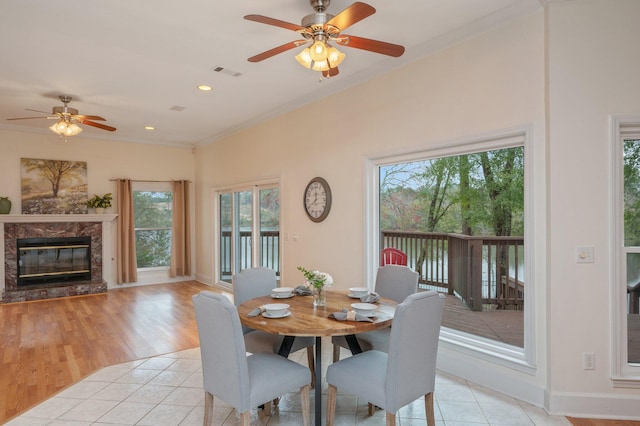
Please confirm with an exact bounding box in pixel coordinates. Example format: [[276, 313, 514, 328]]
[[298, 266, 333, 289], [319, 272, 333, 287]]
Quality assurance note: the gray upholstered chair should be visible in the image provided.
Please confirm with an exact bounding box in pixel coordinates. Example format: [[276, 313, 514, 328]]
[[326, 291, 444, 426], [193, 291, 311, 426], [332, 264, 419, 361], [233, 267, 316, 387]]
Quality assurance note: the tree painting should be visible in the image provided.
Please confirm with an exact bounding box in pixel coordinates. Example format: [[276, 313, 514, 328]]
[[21, 158, 88, 214]]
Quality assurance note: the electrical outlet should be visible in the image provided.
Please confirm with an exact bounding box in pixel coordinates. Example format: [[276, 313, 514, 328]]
[[583, 352, 595, 370]]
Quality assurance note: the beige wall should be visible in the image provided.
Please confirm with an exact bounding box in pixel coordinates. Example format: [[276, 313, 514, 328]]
[[0, 129, 196, 288], [546, 0, 640, 415]]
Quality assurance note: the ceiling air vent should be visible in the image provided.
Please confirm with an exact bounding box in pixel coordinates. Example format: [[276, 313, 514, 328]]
[[211, 66, 242, 77]]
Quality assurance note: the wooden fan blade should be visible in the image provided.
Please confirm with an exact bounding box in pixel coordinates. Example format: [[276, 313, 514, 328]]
[[327, 2, 375, 32], [7, 116, 50, 120], [74, 115, 106, 121], [248, 40, 307, 62], [335, 34, 405, 57], [322, 67, 340, 78], [244, 14, 305, 32], [78, 120, 116, 132]]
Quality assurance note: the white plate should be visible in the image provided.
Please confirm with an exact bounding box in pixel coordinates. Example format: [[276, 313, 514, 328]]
[[351, 302, 377, 316], [262, 310, 291, 319], [271, 293, 294, 299], [348, 293, 366, 298], [263, 303, 289, 311], [351, 302, 377, 310]]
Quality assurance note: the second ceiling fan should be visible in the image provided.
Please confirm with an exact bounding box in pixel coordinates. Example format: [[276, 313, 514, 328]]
[[245, 0, 405, 77]]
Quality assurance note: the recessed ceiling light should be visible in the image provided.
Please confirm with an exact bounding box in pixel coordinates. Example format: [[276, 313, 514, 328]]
[[197, 85, 213, 91], [144, 126, 155, 131]]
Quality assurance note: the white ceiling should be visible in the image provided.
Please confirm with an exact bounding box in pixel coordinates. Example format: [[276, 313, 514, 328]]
[[0, 0, 541, 147]]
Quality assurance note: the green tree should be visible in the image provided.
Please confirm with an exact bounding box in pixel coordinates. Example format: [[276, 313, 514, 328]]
[[416, 157, 458, 232], [260, 188, 280, 227], [477, 148, 524, 236], [624, 139, 640, 246], [380, 146, 524, 238], [133, 191, 172, 267]]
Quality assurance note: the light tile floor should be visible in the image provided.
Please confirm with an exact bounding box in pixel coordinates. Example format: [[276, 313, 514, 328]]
[[6, 337, 571, 425]]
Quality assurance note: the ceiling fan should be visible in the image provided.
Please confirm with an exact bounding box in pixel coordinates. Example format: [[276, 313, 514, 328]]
[[7, 95, 116, 138], [244, 0, 405, 77]]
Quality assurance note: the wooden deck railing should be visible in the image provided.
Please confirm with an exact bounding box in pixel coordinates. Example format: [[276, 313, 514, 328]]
[[220, 229, 524, 311], [382, 231, 524, 311], [220, 230, 280, 280]]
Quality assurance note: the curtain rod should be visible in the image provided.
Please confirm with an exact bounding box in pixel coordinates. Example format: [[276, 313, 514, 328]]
[[109, 179, 192, 183]]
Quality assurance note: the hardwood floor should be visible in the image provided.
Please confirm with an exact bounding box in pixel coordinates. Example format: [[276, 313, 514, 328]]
[[0, 280, 220, 424], [0, 280, 636, 425]]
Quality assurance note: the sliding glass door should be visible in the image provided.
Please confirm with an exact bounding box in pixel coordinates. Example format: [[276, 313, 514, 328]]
[[216, 182, 280, 284]]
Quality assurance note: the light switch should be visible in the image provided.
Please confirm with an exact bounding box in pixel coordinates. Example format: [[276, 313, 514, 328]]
[[575, 246, 594, 263]]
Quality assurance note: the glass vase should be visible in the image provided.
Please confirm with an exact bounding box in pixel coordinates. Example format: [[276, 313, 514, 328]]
[[313, 286, 326, 307]]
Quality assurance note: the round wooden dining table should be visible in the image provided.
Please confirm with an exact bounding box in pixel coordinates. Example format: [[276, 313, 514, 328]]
[[237, 289, 397, 425]]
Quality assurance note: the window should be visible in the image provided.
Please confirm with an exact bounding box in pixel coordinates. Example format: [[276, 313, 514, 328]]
[[133, 183, 172, 269], [612, 116, 640, 384], [366, 129, 535, 369], [215, 181, 280, 285]]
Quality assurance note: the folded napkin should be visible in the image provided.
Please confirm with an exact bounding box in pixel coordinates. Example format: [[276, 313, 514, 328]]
[[360, 292, 380, 303], [329, 308, 373, 322], [293, 285, 313, 296], [248, 305, 266, 317]]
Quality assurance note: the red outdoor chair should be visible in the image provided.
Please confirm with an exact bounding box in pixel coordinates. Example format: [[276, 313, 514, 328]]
[[380, 247, 408, 266]]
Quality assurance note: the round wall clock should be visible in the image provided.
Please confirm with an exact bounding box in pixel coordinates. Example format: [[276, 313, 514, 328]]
[[304, 177, 332, 222]]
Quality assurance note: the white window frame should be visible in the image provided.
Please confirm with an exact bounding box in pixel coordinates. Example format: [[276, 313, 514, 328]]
[[364, 127, 536, 372], [132, 181, 173, 271], [611, 115, 640, 386], [212, 178, 281, 289]]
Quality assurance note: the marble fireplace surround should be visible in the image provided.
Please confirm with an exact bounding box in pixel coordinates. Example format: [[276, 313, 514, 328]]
[[1, 214, 116, 303]]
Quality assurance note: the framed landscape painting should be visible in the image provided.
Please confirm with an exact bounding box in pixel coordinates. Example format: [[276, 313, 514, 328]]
[[20, 158, 88, 214]]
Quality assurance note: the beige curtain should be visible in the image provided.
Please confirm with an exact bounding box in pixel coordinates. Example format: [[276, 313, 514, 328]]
[[170, 180, 191, 277], [116, 179, 137, 284]]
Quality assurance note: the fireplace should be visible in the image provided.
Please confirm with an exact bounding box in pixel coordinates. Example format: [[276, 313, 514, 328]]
[[2, 215, 116, 303], [17, 236, 92, 287]]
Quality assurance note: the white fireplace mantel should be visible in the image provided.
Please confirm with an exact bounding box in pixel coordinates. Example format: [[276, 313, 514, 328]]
[[1, 214, 118, 293], [0, 214, 117, 223]]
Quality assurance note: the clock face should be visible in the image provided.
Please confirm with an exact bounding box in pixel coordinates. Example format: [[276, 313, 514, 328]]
[[304, 177, 331, 222]]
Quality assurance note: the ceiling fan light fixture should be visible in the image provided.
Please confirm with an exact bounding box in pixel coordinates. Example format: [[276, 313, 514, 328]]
[[295, 47, 313, 68], [295, 43, 343, 72], [49, 120, 83, 137], [326, 46, 345, 68], [309, 40, 328, 62], [311, 59, 330, 72]]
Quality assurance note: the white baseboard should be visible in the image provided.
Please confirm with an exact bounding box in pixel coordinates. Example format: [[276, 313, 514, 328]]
[[547, 390, 640, 420]]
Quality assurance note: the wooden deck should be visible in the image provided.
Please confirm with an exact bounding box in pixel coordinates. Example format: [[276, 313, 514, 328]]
[[441, 293, 524, 347], [441, 294, 640, 361]]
